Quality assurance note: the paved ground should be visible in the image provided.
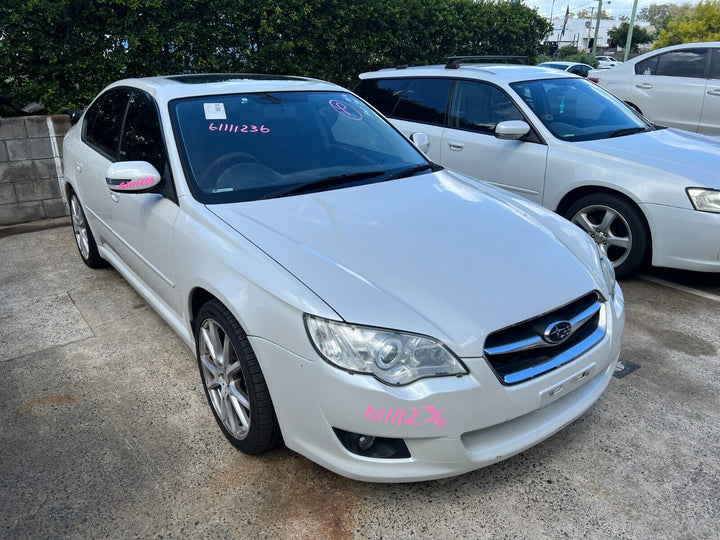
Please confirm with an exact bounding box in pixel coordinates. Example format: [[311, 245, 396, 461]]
[[1, 225, 719, 539]]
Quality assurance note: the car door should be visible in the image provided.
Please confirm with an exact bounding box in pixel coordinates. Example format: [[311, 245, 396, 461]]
[[631, 48, 709, 131], [439, 80, 548, 205], [102, 90, 181, 313], [76, 88, 131, 242], [699, 48, 720, 135]]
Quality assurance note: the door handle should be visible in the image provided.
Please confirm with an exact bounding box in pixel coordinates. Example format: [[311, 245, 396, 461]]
[[448, 141, 465, 151], [707, 89, 720, 96], [635, 83, 653, 89]]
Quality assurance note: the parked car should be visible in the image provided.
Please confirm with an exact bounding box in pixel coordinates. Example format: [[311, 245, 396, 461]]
[[596, 56, 622, 69], [537, 61, 594, 77], [63, 74, 624, 482], [588, 42, 720, 135], [356, 59, 720, 277]]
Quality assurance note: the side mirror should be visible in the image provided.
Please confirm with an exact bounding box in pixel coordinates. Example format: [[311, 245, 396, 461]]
[[410, 132, 430, 154], [495, 120, 530, 140], [105, 161, 162, 193]]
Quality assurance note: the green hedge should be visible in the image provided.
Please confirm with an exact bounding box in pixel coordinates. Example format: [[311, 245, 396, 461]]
[[1, 0, 552, 113]]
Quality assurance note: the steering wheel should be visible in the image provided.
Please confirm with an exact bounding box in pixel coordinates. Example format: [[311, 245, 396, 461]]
[[200, 152, 260, 190]]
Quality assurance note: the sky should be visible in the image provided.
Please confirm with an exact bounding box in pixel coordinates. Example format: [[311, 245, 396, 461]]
[[521, 0, 699, 21]]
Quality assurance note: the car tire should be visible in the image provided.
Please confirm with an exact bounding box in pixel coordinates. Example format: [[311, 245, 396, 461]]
[[565, 193, 650, 278], [69, 190, 105, 268], [195, 299, 282, 454]]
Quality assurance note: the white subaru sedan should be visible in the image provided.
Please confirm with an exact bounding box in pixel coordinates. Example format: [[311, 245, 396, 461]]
[[63, 74, 623, 482]]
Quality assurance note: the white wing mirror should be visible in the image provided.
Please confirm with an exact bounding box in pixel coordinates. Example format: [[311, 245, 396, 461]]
[[495, 121, 530, 140], [410, 132, 430, 153], [105, 161, 162, 193]]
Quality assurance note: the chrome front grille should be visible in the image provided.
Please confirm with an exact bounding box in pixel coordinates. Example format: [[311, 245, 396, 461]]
[[484, 292, 606, 385]]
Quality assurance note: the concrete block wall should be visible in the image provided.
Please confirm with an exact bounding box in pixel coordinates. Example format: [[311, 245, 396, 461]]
[[0, 115, 71, 226]]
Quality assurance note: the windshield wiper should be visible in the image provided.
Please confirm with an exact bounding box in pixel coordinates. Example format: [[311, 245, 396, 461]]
[[607, 126, 650, 138], [260, 170, 385, 200], [384, 163, 435, 181]]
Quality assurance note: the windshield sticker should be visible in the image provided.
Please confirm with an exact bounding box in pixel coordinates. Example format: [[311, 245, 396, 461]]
[[329, 99, 362, 121], [364, 404, 446, 428], [208, 122, 270, 134], [204, 103, 227, 120]]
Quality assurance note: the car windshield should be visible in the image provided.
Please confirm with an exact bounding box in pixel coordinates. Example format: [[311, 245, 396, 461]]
[[510, 78, 651, 142], [170, 91, 429, 203]]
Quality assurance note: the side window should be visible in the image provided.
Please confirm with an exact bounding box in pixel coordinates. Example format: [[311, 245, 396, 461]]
[[449, 81, 524, 134], [85, 89, 131, 159], [120, 91, 167, 174], [635, 55, 658, 75], [354, 79, 407, 116], [392, 78, 452, 126], [569, 65, 590, 77], [709, 48, 720, 80], [655, 49, 708, 78]]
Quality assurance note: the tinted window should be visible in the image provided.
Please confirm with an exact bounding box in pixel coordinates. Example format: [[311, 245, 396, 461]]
[[85, 89, 131, 158], [643, 49, 708, 78], [710, 49, 720, 80], [392, 78, 452, 125], [635, 55, 658, 75], [568, 65, 591, 77], [354, 79, 407, 116], [120, 91, 167, 173], [450, 81, 523, 134]]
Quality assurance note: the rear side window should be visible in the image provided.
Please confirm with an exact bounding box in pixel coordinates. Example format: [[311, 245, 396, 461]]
[[709, 48, 720, 79], [84, 88, 131, 159], [354, 79, 407, 116], [392, 78, 452, 126]]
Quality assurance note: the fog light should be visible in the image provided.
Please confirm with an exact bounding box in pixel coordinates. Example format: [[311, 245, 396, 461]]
[[333, 428, 410, 459]]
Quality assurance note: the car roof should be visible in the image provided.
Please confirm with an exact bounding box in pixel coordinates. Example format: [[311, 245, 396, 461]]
[[103, 73, 344, 103], [359, 63, 574, 84]]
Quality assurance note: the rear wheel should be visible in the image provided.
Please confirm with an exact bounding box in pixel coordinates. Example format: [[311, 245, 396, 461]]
[[195, 300, 281, 454], [565, 193, 650, 278], [69, 191, 104, 268]]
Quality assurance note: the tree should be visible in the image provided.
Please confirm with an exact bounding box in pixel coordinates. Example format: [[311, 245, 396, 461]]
[[607, 22, 654, 51], [638, 3, 695, 34], [576, 9, 613, 19], [655, 1, 720, 47], [0, 0, 553, 113]]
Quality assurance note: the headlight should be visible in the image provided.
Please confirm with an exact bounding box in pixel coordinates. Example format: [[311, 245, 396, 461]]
[[304, 315, 467, 386], [687, 188, 720, 213], [597, 245, 616, 299]]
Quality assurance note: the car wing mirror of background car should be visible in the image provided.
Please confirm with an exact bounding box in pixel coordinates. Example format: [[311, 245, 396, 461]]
[[410, 132, 430, 153], [105, 161, 162, 193], [495, 120, 530, 140]]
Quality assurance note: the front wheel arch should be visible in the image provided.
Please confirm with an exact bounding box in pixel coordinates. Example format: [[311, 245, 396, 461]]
[[560, 190, 652, 277]]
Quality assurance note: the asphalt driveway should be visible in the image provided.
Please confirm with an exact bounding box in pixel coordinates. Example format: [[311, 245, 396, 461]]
[[1, 225, 718, 539]]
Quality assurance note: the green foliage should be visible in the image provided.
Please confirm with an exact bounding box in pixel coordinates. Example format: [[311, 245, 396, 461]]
[[655, 1, 720, 47], [0, 0, 552, 114], [608, 22, 654, 52], [638, 3, 695, 34]]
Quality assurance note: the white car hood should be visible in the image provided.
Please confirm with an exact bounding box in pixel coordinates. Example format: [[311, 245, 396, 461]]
[[210, 171, 600, 357], [577, 128, 720, 188]]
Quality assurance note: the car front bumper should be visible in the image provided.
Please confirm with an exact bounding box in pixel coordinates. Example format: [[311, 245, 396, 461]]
[[642, 203, 720, 272], [250, 288, 624, 482]]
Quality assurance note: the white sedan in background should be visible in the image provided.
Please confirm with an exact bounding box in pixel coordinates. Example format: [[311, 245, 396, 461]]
[[357, 62, 720, 277], [589, 42, 720, 135]]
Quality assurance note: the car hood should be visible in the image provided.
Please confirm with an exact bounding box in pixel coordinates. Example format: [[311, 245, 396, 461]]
[[577, 128, 720, 188], [209, 171, 601, 357]]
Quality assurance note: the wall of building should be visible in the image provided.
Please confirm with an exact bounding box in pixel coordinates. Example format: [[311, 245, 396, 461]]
[[0, 115, 70, 226]]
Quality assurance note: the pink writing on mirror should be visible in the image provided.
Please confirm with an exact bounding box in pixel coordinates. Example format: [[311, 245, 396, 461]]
[[208, 122, 270, 133], [118, 177, 155, 189], [364, 404, 446, 428]]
